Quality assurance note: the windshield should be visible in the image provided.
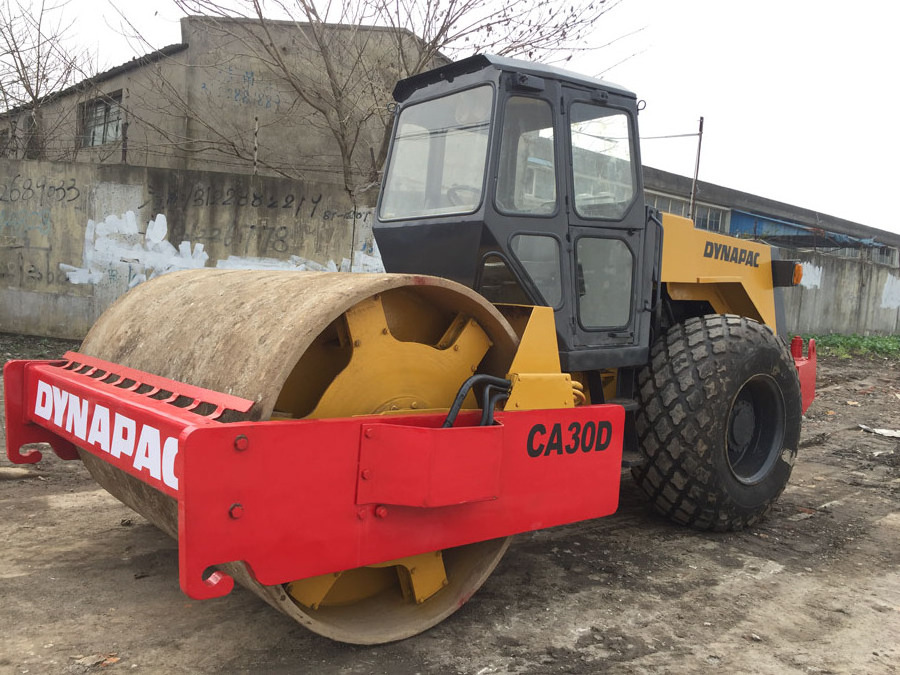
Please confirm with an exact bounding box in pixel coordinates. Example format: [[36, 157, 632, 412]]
[[379, 86, 493, 220]]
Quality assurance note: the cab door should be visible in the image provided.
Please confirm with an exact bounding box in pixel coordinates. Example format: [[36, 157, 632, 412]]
[[481, 81, 572, 313], [561, 87, 654, 371]]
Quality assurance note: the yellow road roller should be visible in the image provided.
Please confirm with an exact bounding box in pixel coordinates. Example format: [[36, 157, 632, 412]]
[[4, 55, 815, 644]]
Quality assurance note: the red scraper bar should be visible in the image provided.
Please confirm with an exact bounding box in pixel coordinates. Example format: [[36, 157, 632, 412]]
[[4, 356, 625, 601], [4, 354, 255, 496]]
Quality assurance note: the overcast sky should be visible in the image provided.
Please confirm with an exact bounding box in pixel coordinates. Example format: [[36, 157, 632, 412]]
[[578, 0, 900, 236], [71, 0, 900, 235]]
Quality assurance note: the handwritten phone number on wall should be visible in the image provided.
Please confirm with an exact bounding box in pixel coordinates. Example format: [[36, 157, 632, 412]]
[[189, 184, 324, 218], [0, 175, 81, 205], [184, 222, 290, 254], [143, 183, 370, 225]]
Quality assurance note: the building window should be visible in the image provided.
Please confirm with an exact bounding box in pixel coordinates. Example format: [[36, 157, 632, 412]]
[[878, 247, 900, 268], [695, 204, 724, 232], [645, 191, 729, 233], [646, 192, 689, 218], [81, 92, 122, 147]]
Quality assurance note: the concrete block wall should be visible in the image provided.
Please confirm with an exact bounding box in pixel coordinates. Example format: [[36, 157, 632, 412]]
[[784, 251, 900, 335], [2, 157, 898, 339], [0, 159, 376, 338]]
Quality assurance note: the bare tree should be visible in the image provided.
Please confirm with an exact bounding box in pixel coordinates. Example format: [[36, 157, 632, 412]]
[[0, 0, 95, 159], [116, 0, 626, 205]]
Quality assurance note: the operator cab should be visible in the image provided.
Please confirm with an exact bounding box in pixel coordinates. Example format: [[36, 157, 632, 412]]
[[374, 55, 661, 370]]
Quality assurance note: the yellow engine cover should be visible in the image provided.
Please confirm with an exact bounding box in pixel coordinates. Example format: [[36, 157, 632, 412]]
[[660, 213, 780, 332]]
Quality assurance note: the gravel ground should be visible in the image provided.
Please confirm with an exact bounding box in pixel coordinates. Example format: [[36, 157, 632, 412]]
[[1, 333, 898, 674]]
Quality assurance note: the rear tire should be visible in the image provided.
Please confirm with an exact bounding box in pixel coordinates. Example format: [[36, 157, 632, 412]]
[[632, 315, 801, 531]]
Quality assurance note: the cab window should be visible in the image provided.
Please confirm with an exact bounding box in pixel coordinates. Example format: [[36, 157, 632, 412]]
[[569, 103, 635, 220], [495, 97, 557, 215], [576, 238, 633, 328], [510, 234, 562, 306]]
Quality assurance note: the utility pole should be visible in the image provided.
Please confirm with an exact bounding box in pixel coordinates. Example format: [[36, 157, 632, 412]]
[[688, 116, 704, 220]]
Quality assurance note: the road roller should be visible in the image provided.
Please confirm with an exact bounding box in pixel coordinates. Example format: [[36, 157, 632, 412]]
[[4, 55, 816, 644]]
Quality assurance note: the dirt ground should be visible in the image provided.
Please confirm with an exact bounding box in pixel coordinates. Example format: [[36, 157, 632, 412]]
[[1, 333, 898, 675]]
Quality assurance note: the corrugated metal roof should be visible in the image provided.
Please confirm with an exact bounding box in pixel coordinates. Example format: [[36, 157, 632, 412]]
[[0, 43, 189, 117]]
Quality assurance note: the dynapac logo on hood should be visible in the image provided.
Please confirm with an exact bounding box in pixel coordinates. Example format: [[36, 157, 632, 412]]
[[703, 240, 760, 267], [33, 380, 179, 490]]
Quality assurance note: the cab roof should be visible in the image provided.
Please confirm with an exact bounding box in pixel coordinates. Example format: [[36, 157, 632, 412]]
[[393, 54, 636, 103]]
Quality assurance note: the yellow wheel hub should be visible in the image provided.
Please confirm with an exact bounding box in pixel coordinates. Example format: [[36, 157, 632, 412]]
[[307, 294, 492, 418], [287, 550, 449, 609], [280, 291, 491, 609]]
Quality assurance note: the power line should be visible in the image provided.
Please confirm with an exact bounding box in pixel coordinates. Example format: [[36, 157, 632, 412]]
[[640, 132, 700, 141]]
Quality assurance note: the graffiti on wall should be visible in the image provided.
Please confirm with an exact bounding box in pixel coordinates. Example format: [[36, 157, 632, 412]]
[[0, 172, 88, 290], [0, 173, 84, 242], [1, 206, 52, 238], [200, 69, 282, 111], [0, 160, 386, 338], [0, 248, 59, 289], [0, 174, 81, 206], [139, 181, 370, 224]]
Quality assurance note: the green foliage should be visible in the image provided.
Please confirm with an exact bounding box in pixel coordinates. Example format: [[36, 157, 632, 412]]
[[805, 333, 900, 360]]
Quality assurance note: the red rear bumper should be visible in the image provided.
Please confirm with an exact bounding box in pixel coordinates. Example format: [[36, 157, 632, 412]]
[[791, 336, 817, 413]]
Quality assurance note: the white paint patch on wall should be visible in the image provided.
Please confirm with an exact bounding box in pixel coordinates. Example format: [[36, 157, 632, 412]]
[[214, 247, 384, 273], [352, 238, 385, 273], [60, 212, 208, 286], [882, 274, 900, 309], [61, 212, 386, 289], [800, 263, 823, 289], [215, 254, 345, 272]]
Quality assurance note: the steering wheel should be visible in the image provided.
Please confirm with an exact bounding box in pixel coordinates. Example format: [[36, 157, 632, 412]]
[[447, 185, 481, 206]]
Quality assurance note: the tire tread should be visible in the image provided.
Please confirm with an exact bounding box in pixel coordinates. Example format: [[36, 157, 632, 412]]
[[632, 315, 801, 531]]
